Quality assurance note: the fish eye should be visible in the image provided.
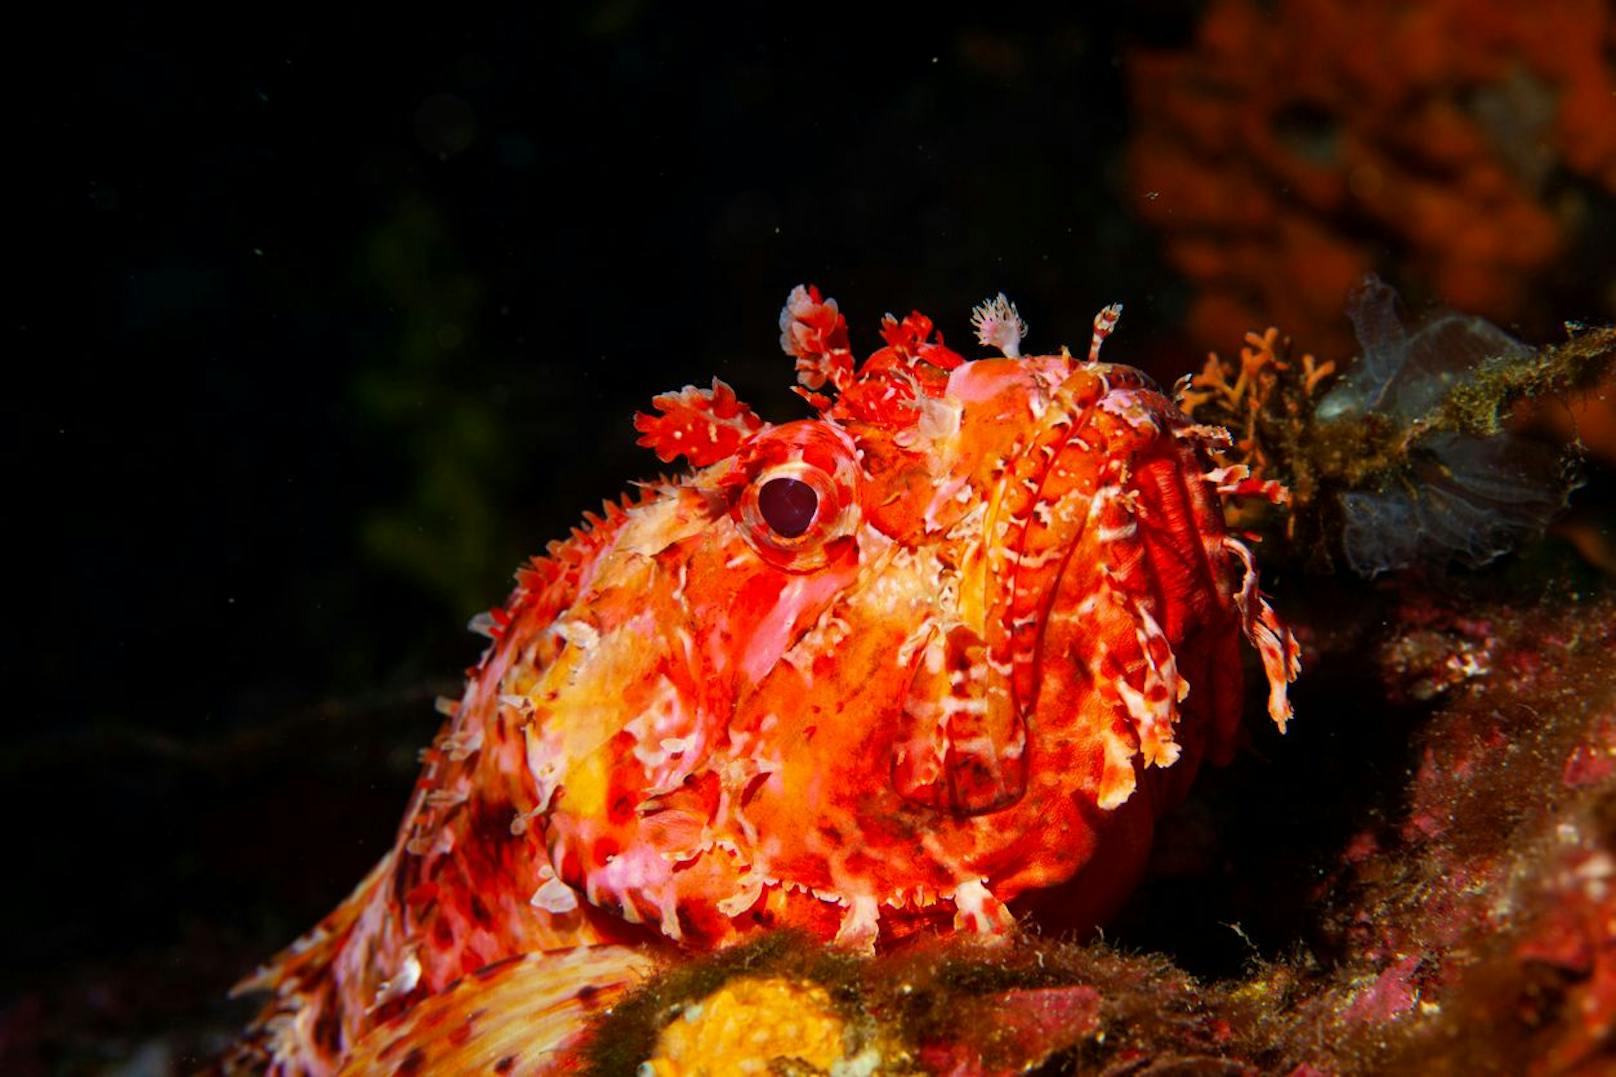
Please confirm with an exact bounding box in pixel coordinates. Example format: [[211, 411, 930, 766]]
[[731, 422, 861, 571], [739, 462, 841, 567], [757, 476, 819, 538]]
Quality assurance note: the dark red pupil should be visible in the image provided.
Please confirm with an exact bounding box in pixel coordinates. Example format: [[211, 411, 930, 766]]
[[758, 477, 819, 538]]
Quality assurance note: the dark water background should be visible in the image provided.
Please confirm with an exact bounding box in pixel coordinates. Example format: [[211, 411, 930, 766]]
[[7, 5, 1611, 1071]]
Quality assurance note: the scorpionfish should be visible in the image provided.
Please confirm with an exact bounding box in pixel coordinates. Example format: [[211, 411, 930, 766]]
[[229, 288, 1298, 1074]]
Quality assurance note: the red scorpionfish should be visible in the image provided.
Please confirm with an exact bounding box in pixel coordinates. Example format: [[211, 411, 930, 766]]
[[227, 288, 1299, 1074]]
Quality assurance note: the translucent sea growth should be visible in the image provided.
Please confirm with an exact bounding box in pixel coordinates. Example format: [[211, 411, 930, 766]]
[[1322, 277, 1572, 575], [1179, 275, 1616, 575]]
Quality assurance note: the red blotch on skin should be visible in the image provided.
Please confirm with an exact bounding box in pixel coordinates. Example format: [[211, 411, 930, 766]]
[[432, 917, 455, 950], [395, 1046, 426, 1076], [592, 837, 622, 867]]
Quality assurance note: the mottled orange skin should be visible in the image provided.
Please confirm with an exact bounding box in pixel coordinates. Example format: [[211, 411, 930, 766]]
[[230, 288, 1297, 1074]]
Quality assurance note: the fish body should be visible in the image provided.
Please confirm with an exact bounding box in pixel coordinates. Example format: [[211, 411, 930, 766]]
[[230, 288, 1297, 1073]]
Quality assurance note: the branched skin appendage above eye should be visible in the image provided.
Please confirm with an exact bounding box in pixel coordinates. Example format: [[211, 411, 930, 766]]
[[971, 292, 1029, 358], [230, 286, 1298, 1075]]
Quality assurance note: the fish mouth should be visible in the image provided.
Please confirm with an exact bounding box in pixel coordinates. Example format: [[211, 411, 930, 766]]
[[892, 621, 1029, 816], [891, 370, 1120, 819]]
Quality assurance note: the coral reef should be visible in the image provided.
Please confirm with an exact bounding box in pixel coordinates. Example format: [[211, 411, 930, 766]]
[[1318, 588, 1616, 1074], [1173, 323, 1337, 542], [1127, 0, 1616, 361]]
